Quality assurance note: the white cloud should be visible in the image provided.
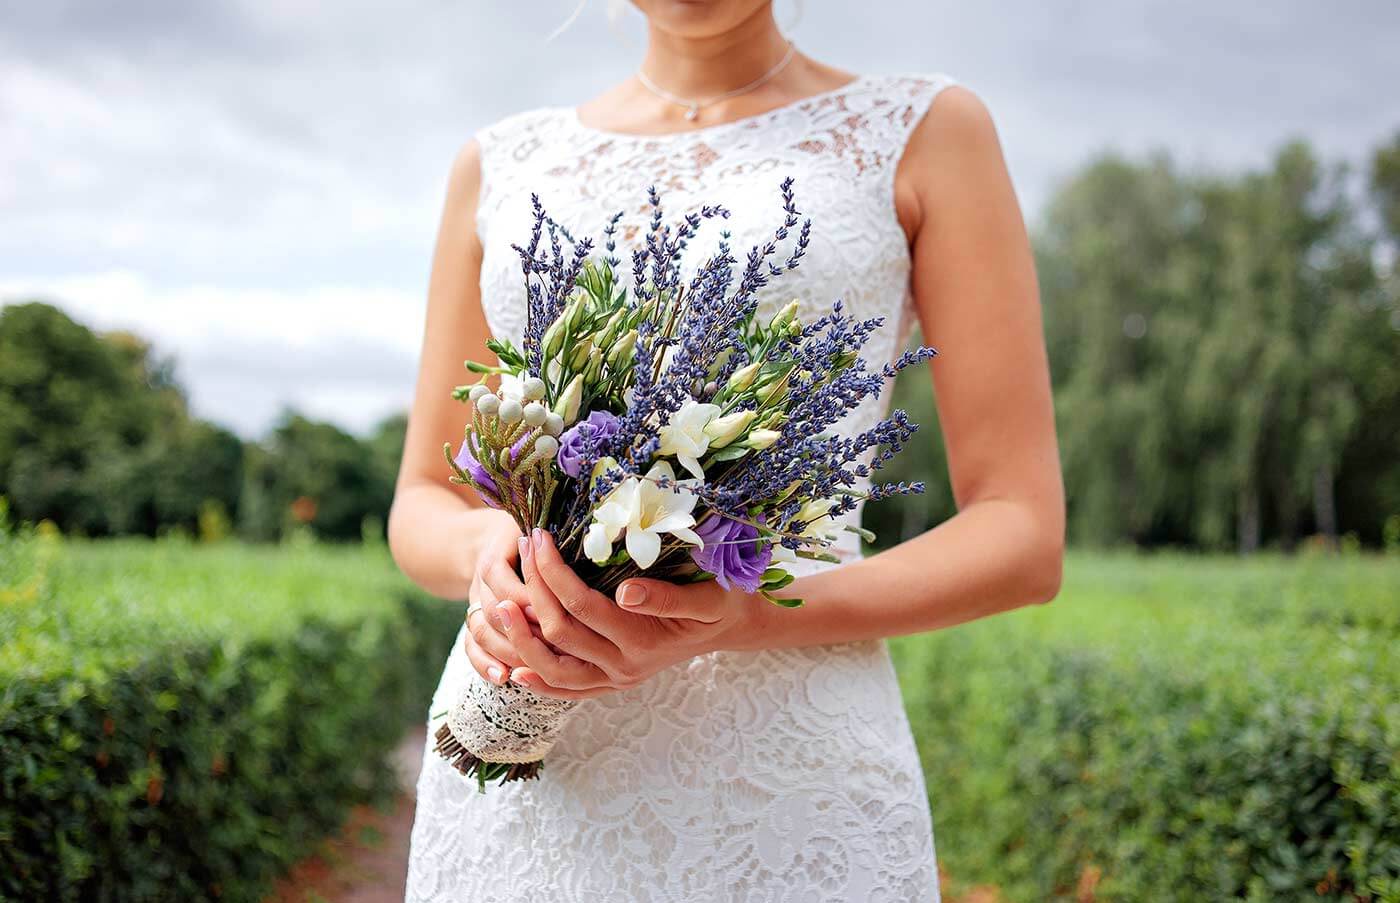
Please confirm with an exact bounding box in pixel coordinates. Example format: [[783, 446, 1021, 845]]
[[0, 273, 423, 437]]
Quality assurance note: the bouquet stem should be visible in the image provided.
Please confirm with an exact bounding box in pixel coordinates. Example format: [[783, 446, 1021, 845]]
[[432, 671, 579, 790], [432, 722, 543, 786]]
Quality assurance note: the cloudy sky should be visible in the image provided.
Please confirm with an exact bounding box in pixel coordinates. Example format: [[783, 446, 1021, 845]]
[[2, 0, 1397, 437]]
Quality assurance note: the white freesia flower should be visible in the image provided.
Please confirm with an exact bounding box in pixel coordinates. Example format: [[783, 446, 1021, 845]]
[[583, 461, 704, 569], [657, 400, 721, 479]]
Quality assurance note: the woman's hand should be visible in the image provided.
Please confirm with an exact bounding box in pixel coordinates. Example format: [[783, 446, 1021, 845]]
[[462, 521, 532, 687], [481, 528, 760, 700]]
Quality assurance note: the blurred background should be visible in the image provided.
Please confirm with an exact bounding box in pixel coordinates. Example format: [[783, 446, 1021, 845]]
[[2, 2, 1398, 901]]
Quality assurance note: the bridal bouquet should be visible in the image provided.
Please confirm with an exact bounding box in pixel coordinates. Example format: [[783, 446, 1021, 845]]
[[433, 178, 934, 788]]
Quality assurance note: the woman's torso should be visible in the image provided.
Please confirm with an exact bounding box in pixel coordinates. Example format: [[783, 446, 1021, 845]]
[[407, 72, 955, 903]]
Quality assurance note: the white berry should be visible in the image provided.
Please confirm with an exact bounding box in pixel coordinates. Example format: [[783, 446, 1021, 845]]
[[522, 376, 547, 401], [533, 434, 560, 457], [523, 401, 548, 427], [498, 399, 524, 424]]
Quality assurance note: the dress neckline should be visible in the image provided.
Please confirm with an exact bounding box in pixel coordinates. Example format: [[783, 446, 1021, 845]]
[[566, 73, 870, 140]]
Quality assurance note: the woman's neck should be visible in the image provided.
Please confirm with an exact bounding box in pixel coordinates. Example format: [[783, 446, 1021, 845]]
[[638, 8, 789, 99]]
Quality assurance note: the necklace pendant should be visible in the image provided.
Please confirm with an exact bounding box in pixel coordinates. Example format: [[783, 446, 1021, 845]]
[[684, 103, 699, 122]]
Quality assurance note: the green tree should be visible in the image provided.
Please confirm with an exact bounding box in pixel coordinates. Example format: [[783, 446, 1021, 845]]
[[1, 303, 179, 534], [239, 414, 391, 541]]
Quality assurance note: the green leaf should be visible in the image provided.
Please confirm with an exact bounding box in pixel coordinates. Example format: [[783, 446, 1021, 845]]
[[763, 592, 805, 608], [709, 445, 751, 463], [843, 524, 877, 543], [760, 569, 795, 591]]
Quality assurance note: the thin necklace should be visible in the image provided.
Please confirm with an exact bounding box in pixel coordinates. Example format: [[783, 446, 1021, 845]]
[[636, 41, 798, 122]]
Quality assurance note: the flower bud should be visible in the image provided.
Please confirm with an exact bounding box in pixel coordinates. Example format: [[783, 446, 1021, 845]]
[[703, 410, 757, 449], [497, 398, 524, 424], [744, 428, 782, 450], [468, 383, 489, 402], [475, 393, 500, 416], [769, 299, 800, 332], [758, 372, 791, 405], [600, 308, 629, 345], [563, 293, 588, 332], [522, 376, 547, 400], [542, 319, 567, 360], [726, 361, 762, 393], [543, 412, 565, 437], [523, 401, 548, 427], [585, 347, 605, 382], [607, 329, 637, 367], [569, 338, 593, 370], [553, 374, 584, 424]]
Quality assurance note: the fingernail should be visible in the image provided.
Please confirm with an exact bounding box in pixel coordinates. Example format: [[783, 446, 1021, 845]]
[[524, 604, 537, 620], [498, 604, 513, 630], [514, 671, 532, 688], [531, 527, 545, 550], [517, 536, 529, 560], [487, 665, 503, 683], [618, 583, 647, 608]]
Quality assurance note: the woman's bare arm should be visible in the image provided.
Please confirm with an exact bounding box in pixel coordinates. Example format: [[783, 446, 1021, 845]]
[[733, 85, 1065, 645], [388, 139, 519, 601]]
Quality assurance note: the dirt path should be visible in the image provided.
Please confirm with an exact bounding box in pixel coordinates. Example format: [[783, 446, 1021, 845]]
[[268, 728, 995, 902], [264, 727, 425, 903]]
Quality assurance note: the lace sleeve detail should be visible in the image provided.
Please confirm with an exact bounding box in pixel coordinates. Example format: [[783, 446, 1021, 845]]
[[868, 73, 960, 208]]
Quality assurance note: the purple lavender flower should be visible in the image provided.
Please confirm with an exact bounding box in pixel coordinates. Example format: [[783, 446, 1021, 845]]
[[691, 514, 772, 594], [454, 436, 501, 508], [557, 410, 621, 478]]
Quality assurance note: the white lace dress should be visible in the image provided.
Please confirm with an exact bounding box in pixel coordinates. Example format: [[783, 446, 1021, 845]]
[[406, 71, 956, 903]]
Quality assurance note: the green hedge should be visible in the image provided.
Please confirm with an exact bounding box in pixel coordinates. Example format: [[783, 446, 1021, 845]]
[[891, 552, 1400, 902], [0, 530, 460, 903]]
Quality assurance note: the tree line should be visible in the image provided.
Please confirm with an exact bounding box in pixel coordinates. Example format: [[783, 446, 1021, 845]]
[[872, 132, 1400, 552], [4, 132, 1399, 550], [0, 301, 404, 541]]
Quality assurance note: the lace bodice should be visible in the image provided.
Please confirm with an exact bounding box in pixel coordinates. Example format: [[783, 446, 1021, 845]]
[[408, 72, 955, 902]]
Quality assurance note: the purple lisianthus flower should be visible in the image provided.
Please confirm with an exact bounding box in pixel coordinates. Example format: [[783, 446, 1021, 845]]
[[454, 433, 531, 509], [557, 410, 621, 478], [454, 436, 501, 508], [690, 513, 772, 594]]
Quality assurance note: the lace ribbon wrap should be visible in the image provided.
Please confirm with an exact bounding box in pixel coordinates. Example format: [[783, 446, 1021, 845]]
[[433, 671, 578, 780]]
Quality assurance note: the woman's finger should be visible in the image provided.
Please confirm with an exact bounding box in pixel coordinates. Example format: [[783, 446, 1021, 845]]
[[527, 528, 632, 643], [464, 612, 510, 686], [496, 598, 612, 691], [518, 534, 626, 673], [507, 667, 616, 700], [467, 605, 524, 672], [615, 577, 726, 622], [480, 533, 530, 619]]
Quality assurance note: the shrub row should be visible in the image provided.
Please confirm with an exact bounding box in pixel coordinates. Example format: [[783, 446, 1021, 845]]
[[0, 531, 460, 903], [889, 552, 1400, 902]]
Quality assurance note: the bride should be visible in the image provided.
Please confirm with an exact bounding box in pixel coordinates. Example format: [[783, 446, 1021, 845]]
[[389, 1, 1063, 899]]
